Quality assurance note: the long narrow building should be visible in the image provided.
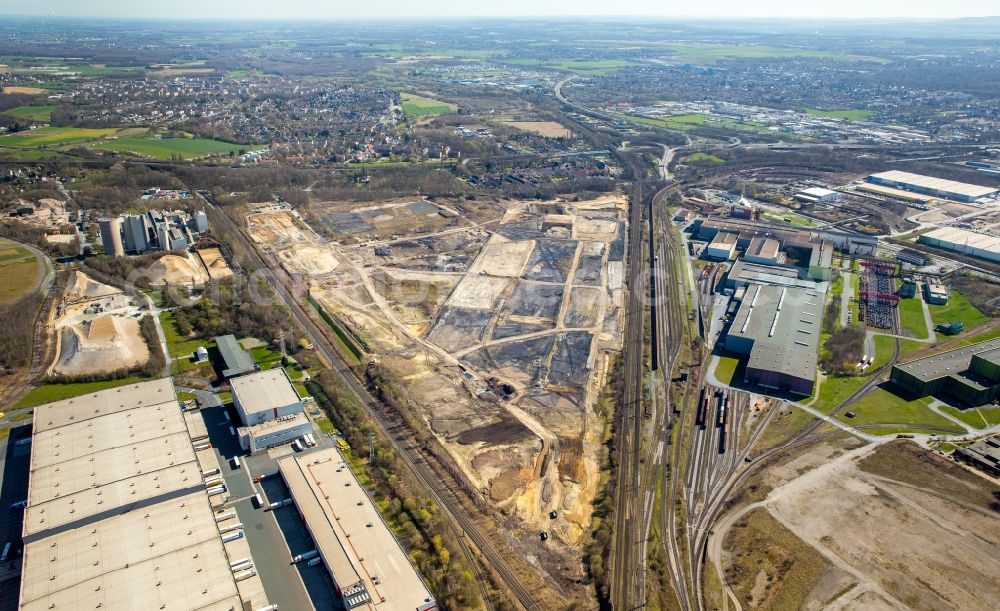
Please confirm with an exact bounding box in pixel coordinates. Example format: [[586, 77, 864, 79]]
[[278, 447, 438, 611]]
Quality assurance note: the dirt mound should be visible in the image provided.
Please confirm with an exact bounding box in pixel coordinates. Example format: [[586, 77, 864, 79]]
[[64, 271, 120, 302], [146, 254, 209, 286], [54, 315, 149, 375]]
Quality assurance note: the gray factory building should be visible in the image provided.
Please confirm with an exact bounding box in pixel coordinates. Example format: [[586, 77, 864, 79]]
[[724, 284, 822, 396]]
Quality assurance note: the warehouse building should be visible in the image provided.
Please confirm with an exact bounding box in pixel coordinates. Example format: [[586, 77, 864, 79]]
[[705, 231, 738, 260], [20, 379, 248, 611], [866, 170, 998, 203], [724, 284, 822, 396], [693, 217, 877, 256], [889, 338, 1000, 406], [925, 283, 949, 305], [279, 448, 438, 611], [954, 436, 1000, 477], [794, 186, 839, 203], [917, 226, 1000, 263], [231, 368, 304, 426], [239, 412, 313, 454], [216, 334, 257, 379], [742, 237, 782, 265], [725, 259, 820, 292]]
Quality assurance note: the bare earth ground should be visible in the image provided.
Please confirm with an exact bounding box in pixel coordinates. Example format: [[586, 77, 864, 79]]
[[502, 121, 575, 138], [144, 253, 209, 286], [719, 440, 1000, 611], [197, 247, 234, 280], [250, 194, 629, 584], [50, 271, 149, 375]]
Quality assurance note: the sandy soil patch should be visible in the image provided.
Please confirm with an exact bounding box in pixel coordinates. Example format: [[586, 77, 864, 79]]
[[145, 254, 209, 286], [197, 248, 234, 280], [54, 315, 149, 375], [447, 274, 509, 309], [573, 218, 620, 241], [766, 443, 1000, 611], [276, 243, 339, 277], [4, 86, 44, 95], [43, 233, 74, 244], [467, 234, 534, 277], [64, 270, 120, 302], [503, 121, 574, 138], [247, 211, 310, 244]]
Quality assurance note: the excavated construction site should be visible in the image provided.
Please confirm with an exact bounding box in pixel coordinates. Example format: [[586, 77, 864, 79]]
[[249, 195, 628, 569], [51, 271, 149, 375]]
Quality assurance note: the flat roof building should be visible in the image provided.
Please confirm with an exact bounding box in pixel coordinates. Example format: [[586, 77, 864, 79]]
[[918, 226, 1000, 263], [231, 368, 304, 426], [954, 436, 1000, 477], [705, 231, 738, 260], [693, 217, 877, 256], [725, 259, 821, 292], [867, 170, 998, 203], [925, 283, 949, 305], [279, 448, 437, 611], [742, 237, 782, 265], [890, 338, 1000, 406], [20, 378, 246, 611], [216, 334, 256, 379], [724, 284, 823, 396], [794, 187, 839, 203], [238, 412, 313, 454]]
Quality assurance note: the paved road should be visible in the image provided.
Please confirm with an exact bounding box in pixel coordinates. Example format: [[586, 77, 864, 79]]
[[199, 402, 328, 611]]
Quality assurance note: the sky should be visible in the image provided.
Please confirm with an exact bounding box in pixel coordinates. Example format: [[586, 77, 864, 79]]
[[5, 0, 999, 20]]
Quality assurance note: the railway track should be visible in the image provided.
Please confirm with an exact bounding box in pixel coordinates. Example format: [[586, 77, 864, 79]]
[[199, 193, 540, 610]]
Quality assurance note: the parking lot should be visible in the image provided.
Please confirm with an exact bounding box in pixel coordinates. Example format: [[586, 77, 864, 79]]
[[199, 400, 338, 610]]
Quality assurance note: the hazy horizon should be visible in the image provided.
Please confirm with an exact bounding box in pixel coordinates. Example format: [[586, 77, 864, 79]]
[[2, 0, 998, 21]]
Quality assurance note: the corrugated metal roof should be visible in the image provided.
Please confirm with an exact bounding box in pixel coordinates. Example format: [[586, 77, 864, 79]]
[[216, 334, 256, 378]]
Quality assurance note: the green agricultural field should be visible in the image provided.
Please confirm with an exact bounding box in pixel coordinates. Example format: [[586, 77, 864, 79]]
[[614, 112, 767, 135], [802, 108, 873, 121], [400, 93, 457, 120], [0, 240, 40, 305], [662, 43, 887, 65], [928, 291, 989, 337], [4, 105, 56, 121], [0, 126, 118, 148], [92, 132, 250, 160], [13, 376, 149, 409], [898, 297, 929, 340], [504, 58, 631, 74]]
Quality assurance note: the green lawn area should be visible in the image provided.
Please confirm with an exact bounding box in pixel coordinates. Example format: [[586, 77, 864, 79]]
[[250, 344, 284, 370], [938, 404, 1000, 429], [176, 391, 196, 402], [955, 326, 1000, 346], [849, 274, 860, 322], [897, 297, 929, 340], [12, 376, 148, 409], [4, 105, 56, 121], [685, 152, 724, 164], [713, 355, 741, 386], [315, 417, 336, 435], [400, 93, 457, 120], [802, 108, 873, 121], [928, 291, 988, 337], [813, 336, 921, 413], [613, 111, 770, 136], [0, 126, 118, 148], [92, 131, 250, 160], [160, 311, 215, 364], [838, 390, 959, 432]]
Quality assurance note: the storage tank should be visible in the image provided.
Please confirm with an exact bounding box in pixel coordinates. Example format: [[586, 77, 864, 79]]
[[194, 210, 209, 233], [98, 218, 124, 257]]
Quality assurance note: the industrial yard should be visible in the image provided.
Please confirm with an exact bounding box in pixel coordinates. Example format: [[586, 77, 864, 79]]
[[249, 194, 628, 553]]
